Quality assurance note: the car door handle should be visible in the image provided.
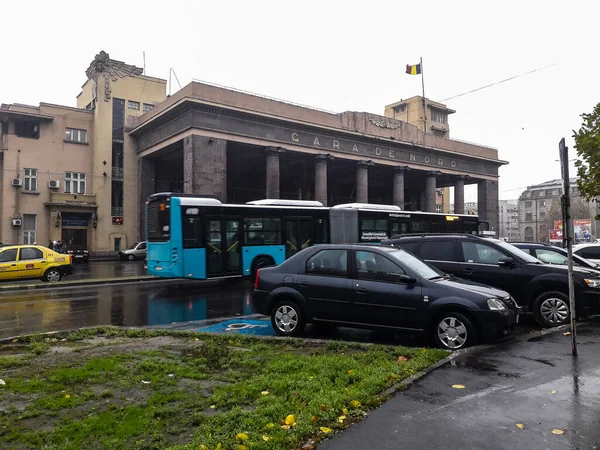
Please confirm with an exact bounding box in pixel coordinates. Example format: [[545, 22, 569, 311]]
[[463, 268, 474, 275], [356, 287, 368, 294], [298, 282, 309, 287]]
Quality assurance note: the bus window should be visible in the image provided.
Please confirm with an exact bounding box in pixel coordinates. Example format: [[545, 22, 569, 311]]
[[391, 221, 408, 237], [148, 201, 170, 241], [360, 219, 388, 242], [314, 218, 329, 244], [244, 218, 282, 245], [182, 216, 202, 248]]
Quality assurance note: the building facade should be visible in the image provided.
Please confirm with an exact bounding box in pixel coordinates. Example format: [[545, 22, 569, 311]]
[[498, 199, 519, 241], [0, 52, 505, 253], [518, 179, 599, 242]]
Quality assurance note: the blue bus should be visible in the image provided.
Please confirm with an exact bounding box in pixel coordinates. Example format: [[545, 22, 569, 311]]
[[146, 193, 482, 280]]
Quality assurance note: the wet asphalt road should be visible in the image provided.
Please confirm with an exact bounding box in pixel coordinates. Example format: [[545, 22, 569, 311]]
[[0, 260, 146, 286], [320, 319, 600, 450]]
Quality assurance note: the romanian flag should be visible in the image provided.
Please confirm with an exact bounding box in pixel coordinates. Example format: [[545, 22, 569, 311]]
[[406, 63, 422, 75]]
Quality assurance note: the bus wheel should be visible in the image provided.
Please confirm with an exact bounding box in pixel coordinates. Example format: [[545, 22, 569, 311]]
[[251, 257, 274, 279]]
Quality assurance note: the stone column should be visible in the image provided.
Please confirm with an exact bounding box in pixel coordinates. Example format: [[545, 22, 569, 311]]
[[356, 160, 373, 203], [314, 154, 332, 206], [183, 135, 227, 200], [454, 176, 466, 214], [393, 166, 409, 208], [138, 157, 155, 241], [266, 147, 283, 199], [410, 191, 420, 211], [424, 171, 438, 212], [477, 179, 499, 233]]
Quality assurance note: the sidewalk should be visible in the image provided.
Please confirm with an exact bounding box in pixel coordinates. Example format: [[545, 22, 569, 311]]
[[319, 320, 600, 450]]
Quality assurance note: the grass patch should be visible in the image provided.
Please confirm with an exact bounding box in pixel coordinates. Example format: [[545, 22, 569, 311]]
[[0, 327, 447, 450]]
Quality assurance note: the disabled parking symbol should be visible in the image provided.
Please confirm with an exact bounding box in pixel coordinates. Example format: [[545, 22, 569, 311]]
[[196, 319, 275, 336]]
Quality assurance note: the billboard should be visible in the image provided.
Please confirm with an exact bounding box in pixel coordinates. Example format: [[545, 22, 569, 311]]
[[574, 219, 592, 242], [549, 229, 562, 242]]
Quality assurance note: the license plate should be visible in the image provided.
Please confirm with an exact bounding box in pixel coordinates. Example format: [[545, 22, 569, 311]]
[[75, 255, 83, 258], [155, 266, 163, 271]]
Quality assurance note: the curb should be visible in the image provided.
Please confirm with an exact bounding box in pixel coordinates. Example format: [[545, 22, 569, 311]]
[[0, 276, 159, 292]]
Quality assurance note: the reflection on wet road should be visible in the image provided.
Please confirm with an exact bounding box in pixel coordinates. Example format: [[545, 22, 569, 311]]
[[0, 280, 255, 339]]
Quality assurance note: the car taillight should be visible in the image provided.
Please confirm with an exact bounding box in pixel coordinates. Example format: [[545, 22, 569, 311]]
[[254, 269, 261, 289], [69, 255, 73, 264]]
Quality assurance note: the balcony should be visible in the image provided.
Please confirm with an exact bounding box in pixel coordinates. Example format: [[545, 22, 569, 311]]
[[44, 193, 97, 209]]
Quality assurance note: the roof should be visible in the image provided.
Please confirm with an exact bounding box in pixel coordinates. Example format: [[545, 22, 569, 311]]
[[525, 178, 577, 191]]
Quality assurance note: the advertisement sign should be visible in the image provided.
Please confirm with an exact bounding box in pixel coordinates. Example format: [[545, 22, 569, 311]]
[[574, 219, 592, 242], [554, 220, 563, 231], [549, 229, 562, 242], [61, 212, 89, 227]]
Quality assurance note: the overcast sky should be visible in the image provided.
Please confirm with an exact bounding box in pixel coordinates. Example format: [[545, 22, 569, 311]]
[[3, 0, 599, 202]]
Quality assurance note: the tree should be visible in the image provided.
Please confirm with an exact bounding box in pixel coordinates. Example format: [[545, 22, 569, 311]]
[[574, 103, 600, 202]]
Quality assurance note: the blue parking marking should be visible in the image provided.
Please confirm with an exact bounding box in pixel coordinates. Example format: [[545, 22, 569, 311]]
[[196, 319, 275, 336]]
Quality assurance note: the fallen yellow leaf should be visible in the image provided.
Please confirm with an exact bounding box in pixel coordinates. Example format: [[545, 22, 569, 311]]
[[347, 369, 354, 375], [552, 428, 565, 435], [285, 414, 296, 425], [515, 423, 525, 429], [261, 390, 269, 395], [238, 446, 247, 450], [216, 444, 222, 450], [563, 332, 571, 336], [281, 424, 290, 430], [452, 385, 465, 389], [350, 400, 361, 408], [338, 415, 346, 420], [236, 433, 248, 441], [320, 427, 332, 433], [552, 390, 557, 395], [266, 423, 275, 429], [321, 404, 328, 411], [311, 415, 318, 423], [397, 356, 408, 362], [200, 445, 209, 450], [342, 408, 348, 415], [262, 435, 270, 441], [65, 394, 71, 399], [210, 405, 216, 409]]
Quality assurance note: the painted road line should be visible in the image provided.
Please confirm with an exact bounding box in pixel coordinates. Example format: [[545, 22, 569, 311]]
[[197, 319, 275, 336]]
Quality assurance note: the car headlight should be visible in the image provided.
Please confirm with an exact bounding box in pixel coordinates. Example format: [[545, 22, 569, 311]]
[[584, 278, 600, 288], [487, 298, 507, 310]]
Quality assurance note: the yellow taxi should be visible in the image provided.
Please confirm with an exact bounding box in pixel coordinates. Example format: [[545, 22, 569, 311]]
[[0, 245, 74, 282]]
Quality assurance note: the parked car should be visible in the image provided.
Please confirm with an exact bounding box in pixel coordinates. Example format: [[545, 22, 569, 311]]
[[382, 234, 600, 327], [118, 241, 147, 261], [0, 245, 74, 282], [253, 244, 518, 350], [513, 242, 599, 270], [65, 244, 90, 263], [572, 243, 600, 265]]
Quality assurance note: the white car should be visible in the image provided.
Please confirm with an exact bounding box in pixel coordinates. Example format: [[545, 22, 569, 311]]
[[572, 243, 600, 265]]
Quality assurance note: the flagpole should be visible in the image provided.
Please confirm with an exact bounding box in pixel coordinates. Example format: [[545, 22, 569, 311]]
[[421, 57, 427, 134]]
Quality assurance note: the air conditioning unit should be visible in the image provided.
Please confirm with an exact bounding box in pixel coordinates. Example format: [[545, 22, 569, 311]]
[[12, 218, 22, 227], [49, 180, 60, 189], [12, 178, 22, 187]]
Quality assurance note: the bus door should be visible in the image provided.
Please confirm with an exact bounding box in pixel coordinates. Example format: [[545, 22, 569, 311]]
[[285, 218, 312, 258], [205, 219, 242, 276]]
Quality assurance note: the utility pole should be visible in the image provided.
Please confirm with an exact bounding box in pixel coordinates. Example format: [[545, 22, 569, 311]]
[[559, 137, 577, 356]]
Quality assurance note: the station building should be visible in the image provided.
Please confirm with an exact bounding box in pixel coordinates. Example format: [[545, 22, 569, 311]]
[[0, 51, 505, 254]]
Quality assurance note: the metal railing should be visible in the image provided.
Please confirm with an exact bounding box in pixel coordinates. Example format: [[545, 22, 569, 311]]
[[111, 167, 124, 180], [111, 207, 123, 217]]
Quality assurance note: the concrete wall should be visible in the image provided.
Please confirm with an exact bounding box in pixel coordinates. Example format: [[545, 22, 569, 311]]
[[183, 135, 227, 201]]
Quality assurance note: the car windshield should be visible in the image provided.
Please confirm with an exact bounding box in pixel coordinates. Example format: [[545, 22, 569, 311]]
[[548, 246, 599, 268], [494, 241, 542, 263], [382, 248, 444, 279], [129, 242, 140, 249]]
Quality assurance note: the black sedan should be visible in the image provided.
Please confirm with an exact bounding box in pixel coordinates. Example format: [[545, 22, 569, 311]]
[[252, 244, 518, 350], [65, 244, 90, 263]]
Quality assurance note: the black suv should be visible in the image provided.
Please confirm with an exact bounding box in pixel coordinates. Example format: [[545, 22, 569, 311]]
[[253, 244, 518, 350], [382, 234, 600, 327]]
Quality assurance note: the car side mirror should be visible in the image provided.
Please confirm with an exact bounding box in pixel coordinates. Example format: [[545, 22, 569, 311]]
[[396, 274, 417, 284], [498, 257, 515, 268]]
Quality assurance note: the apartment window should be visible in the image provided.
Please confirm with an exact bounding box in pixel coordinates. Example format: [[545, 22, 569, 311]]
[[539, 200, 546, 207], [128, 100, 140, 110], [23, 214, 36, 245], [143, 103, 154, 113], [65, 128, 87, 143], [65, 172, 86, 194], [24, 168, 37, 192], [431, 109, 447, 124], [525, 201, 532, 208], [538, 190, 545, 197], [436, 205, 442, 213], [525, 213, 533, 221], [15, 121, 40, 139], [112, 98, 125, 141], [525, 192, 532, 198], [552, 189, 559, 195], [540, 211, 546, 220]]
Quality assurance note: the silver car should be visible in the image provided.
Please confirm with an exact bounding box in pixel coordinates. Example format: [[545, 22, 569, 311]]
[[118, 241, 147, 261]]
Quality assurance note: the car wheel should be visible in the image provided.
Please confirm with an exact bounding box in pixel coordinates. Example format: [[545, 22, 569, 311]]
[[251, 257, 274, 279], [433, 312, 477, 350], [43, 268, 62, 283], [533, 291, 570, 327], [128, 254, 135, 261], [271, 299, 306, 337]]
